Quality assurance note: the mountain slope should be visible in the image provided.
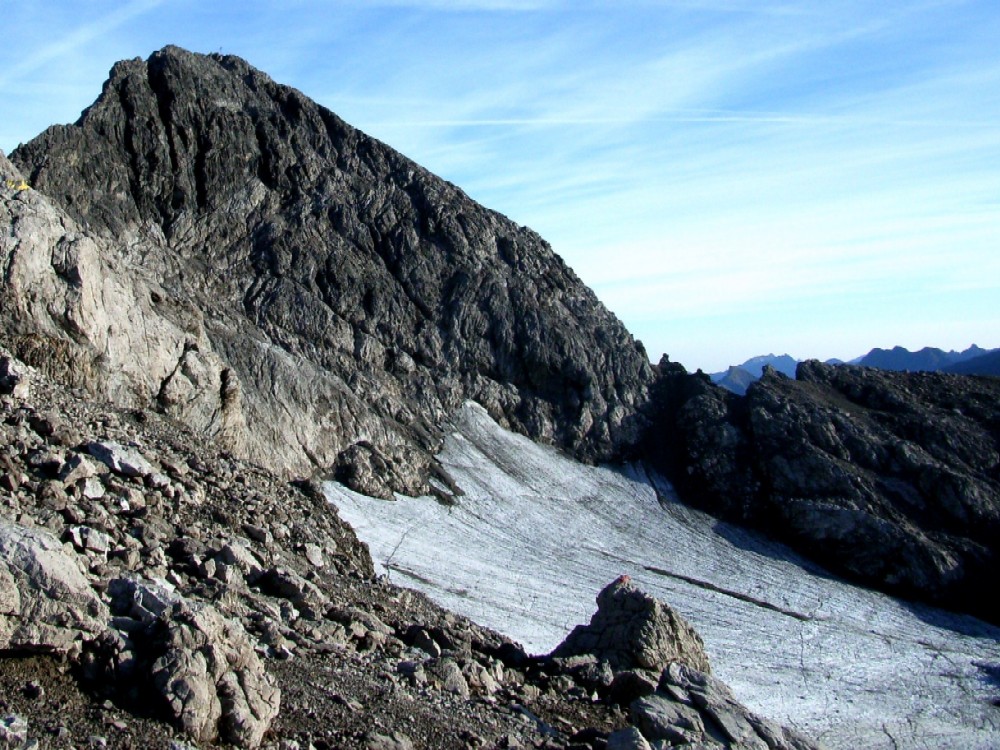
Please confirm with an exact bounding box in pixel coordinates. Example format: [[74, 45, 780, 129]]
[[332, 402, 1000, 750], [3, 343, 730, 750], [1, 150, 820, 749], [10, 46, 652, 497], [7, 43, 1000, 631]]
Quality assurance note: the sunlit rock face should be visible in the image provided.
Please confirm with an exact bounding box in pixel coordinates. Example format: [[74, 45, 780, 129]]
[[331, 402, 1000, 750]]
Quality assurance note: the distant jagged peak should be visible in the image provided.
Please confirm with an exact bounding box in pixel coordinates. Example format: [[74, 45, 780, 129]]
[[710, 353, 799, 393]]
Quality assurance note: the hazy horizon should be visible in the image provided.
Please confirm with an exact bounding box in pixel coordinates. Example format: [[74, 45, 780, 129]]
[[3, 2, 998, 373]]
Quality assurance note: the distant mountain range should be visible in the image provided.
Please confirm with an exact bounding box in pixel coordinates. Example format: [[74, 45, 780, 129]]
[[710, 354, 798, 395], [944, 348, 1000, 376], [712, 345, 998, 394], [856, 344, 992, 372]]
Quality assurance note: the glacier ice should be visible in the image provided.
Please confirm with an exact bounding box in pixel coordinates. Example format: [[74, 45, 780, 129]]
[[328, 402, 1000, 750]]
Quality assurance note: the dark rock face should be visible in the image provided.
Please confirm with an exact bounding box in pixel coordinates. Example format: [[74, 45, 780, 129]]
[[10, 46, 652, 494], [650, 359, 1000, 622]]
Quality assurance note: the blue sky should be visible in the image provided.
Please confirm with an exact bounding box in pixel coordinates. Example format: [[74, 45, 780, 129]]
[[1, 1, 998, 372]]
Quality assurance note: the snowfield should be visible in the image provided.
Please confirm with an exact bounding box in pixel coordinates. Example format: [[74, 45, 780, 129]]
[[328, 402, 1000, 749]]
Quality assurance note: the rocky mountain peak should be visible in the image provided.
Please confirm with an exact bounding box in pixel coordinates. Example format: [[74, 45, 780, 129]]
[[10, 46, 653, 496]]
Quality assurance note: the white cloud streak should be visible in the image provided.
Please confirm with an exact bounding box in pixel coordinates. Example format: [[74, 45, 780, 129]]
[[0, 0, 165, 90], [2, 0, 997, 370]]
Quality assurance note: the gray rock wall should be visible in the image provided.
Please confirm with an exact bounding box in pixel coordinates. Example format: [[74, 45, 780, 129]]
[[0, 152, 242, 449]]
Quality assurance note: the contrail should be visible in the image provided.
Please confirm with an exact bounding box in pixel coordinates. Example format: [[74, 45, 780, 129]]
[[0, 0, 165, 89]]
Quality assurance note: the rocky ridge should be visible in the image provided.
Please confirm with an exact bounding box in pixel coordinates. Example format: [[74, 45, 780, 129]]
[[649, 358, 1000, 623], [857, 344, 993, 372], [0, 346, 818, 748], [8, 46, 652, 500]]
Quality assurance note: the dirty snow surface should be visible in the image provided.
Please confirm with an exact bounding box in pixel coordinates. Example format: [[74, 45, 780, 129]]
[[328, 402, 1000, 750]]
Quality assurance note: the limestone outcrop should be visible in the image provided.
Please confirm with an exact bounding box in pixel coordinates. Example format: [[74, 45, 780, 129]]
[[0, 151, 243, 453], [629, 663, 822, 749], [549, 579, 823, 750], [115, 582, 281, 748], [0, 522, 108, 656]]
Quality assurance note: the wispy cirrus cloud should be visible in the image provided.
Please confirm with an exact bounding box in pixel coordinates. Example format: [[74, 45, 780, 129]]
[[2, 0, 997, 369], [0, 0, 165, 90]]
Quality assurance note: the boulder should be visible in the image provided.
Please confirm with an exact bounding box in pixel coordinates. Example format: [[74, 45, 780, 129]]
[[0, 522, 108, 656], [0, 356, 29, 399], [630, 693, 706, 745], [550, 576, 710, 675], [98, 578, 281, 747], [58, 453, 99, 484], [365, 731, 415, 750], [88, 441, 156, 478], [633, 662, 823, 750], [0, 715, 28, 746], [108, 576, 182, 624]]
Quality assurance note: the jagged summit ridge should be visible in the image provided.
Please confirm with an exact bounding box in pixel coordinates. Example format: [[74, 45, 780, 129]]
[[11, 45, 653, 495]]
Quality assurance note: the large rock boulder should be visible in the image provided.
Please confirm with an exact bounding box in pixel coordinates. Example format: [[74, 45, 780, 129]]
[[550, 580, 822, 749], [551, 576, 710, 675], [103, 578, 280, 748], [151, 600, 280, 747], [0, 354, 30, 399], [0, 522, 108, 656], [630, 662, 823, 750]]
